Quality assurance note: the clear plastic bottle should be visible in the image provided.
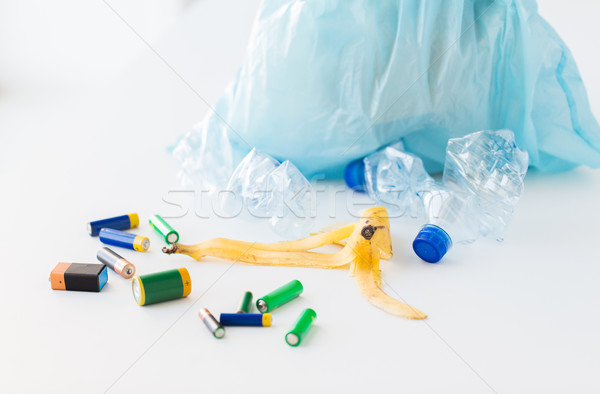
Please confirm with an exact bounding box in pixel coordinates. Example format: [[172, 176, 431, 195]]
[[344, 141, 435, 217], [413, 130, 529, 263], [224, 149, 316, 238], [412, 186, 480, 263]]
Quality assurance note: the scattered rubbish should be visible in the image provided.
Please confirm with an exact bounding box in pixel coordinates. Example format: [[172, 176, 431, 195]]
[[96, 247, 136, 279], [256, 280, 304, 313], [149, 214, 179, 244], [219, 313, 271, 327], [131, 268, 191, 306], [199, 308, 225, 339], [285, 308, 316, 347], [162, 207, 426, 319], [237, 291, 253, 313], [345, 141, 433, 217], [88, 213, 139, 236], [224, 148, 316, 238], [99, 228, 150, 252], [50, 262, 108, 292], [414, 130, 528, 262], [442, 130, 529, 242]]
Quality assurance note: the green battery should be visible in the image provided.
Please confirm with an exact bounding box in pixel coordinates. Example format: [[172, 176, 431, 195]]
[[149, 214, 179, 244], [132, 268, 192, 306], [256, 280, 303, 313], [237, 291, 253, 313], [285, 308, 317, 347]]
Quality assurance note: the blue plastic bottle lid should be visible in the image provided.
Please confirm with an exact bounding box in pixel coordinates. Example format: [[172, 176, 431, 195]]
[[412, 224, 452, 263], [344, 159, 366, 192]]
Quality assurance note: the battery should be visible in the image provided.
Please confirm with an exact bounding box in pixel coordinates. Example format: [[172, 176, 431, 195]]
[[285, 308, 317, 347], [199, 308, 225, 338], [219, 313, 271, 327], [88, 213, 139, 236], [131, 268, 191, 306], [237, 291, 253, 313], [99, 228, 150, 252], [149, 214, 179, 244], [256, 280, 303, 313], [50, 263, 108, 292], [96, 247, 136, 279]]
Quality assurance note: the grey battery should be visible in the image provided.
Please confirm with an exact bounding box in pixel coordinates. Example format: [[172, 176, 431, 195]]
[[199, 308, 225, 339], [96, 247, 136, 279]]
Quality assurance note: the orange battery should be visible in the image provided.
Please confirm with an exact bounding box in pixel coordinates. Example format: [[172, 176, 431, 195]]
[[50, 263, 108, 292]]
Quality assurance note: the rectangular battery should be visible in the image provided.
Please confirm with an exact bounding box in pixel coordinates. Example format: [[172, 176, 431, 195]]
[[50, 263, 108, 292]]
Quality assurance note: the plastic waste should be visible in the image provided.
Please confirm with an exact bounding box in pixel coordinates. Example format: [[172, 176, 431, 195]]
[[173, 0, 600, 180], [345, 141, 434, 218], [413, 187, 481, 263], [223, 149, 316, 238], [172, 113, 248, 191], [413, 130, 529, 263], [443, 129, 529, 241]]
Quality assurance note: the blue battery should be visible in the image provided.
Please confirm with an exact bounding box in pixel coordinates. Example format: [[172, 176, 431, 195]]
[[219, 313, 271, 327], [88, 213, 139, 236], [99, 228, 150, 252]]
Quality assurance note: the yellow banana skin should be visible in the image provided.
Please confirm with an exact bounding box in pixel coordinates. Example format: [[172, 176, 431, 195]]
[[162, 207, 426, 319]]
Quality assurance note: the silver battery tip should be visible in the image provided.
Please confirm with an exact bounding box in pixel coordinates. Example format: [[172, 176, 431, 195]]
[[257, 300, 268, 313]]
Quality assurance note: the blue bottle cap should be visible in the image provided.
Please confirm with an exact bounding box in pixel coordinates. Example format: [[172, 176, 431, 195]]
[[344, 159, 366, 192], [412, 224, 452, 263]]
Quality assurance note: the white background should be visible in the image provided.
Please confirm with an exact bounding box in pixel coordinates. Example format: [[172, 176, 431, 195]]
[[1, 1, 599, 393]]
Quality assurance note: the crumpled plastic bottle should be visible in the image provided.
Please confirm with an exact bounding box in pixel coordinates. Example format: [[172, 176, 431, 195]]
[[172, 115, 248, 191], [345, 129, 529, 262], [413, 130, 529, 263], [223, 149, 316, 238], [443, 129, 530, 241], [415, 186, 481, 261], [345, 141, 435, 218]]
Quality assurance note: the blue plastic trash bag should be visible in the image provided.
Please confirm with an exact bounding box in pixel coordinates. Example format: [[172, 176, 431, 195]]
[[174, 0, 600, 182]]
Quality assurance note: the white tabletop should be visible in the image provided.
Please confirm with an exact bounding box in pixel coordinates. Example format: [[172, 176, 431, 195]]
[[1, 1, 599, 393]]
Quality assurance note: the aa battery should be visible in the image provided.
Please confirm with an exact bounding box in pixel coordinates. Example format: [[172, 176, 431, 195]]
[[199, 308, 225, 338], [88, 213, 139, 236], [131, 268, 192, 306], [99, 228, 150, 252], [96, 247, 136, 279], [50, 262, 108, 292], [237, 291, 253, 313], [256, 280, 303, 313], [219, 313, 271, 327], [149, 214, 179, 244], [285, 308, 317, 347]]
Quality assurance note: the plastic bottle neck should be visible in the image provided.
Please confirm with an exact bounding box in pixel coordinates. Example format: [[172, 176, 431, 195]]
[[344, 159, 366, 192]]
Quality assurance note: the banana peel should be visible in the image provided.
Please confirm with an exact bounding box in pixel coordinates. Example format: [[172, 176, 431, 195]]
[[162, 206, 426, 319]]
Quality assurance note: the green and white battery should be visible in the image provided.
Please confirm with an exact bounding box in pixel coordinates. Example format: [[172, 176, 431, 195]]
[[132, 268, 191, 306], [257, 280, 303, 313], [149, 214, 179, 244], [286, 308, 317, 347], [237, 291, 253, 313]]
